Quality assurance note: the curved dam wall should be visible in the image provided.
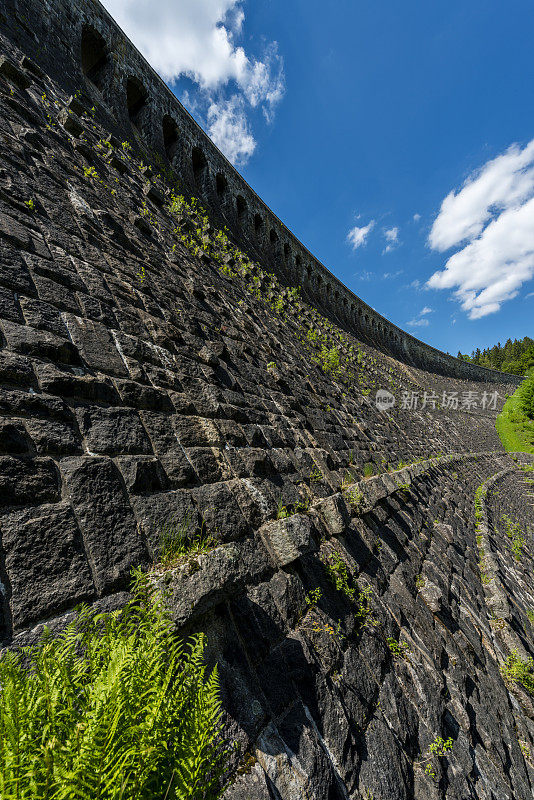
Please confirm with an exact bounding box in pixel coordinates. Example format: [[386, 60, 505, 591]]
[[1, 0, 519, 386], [2, 5, 534, 799]]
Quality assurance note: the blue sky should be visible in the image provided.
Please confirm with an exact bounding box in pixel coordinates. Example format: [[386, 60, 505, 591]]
[[103, 0, 534, 356]]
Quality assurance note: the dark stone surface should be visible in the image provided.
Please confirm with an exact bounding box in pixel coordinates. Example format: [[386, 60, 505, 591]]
[[60, 456, 148, 593], [0, 6, 530, 797], [0, 502, 95, 626]]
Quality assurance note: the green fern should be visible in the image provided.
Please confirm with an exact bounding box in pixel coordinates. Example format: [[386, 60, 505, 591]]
[[0, 571, 227, 799]]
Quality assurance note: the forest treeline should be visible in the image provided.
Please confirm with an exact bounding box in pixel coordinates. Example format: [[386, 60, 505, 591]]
[[457, 336, 534, 376]]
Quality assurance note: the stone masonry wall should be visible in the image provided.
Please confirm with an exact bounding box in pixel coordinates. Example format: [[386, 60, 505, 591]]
[[0, 4, 533, 799], [0, 0, 522, 383]]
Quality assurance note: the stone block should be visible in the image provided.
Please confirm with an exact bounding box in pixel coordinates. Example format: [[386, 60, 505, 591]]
[[58, 108, 84, 137], [76, 406, 152, 456], [0, 56, 31, 89], [193, 481, 249, 542], [34, 363, 120, 404], [0, 351, 36, 387], [313, 493, 350, 536], [0, 212, 49, 258], [1, 503, 95, 627], [0, 421, 32, 454], [186, 447, 229, 482], [115, 380, 173, 411], [154, 538, 271, 627], [31, 273, 81, 313], [140, 411, 196, 487], [0, 286, 23, 323], [129, 488, 199, 556], [24, 418, 81, 456], [259, 514, 315, 566], [61, 456, 147, 593], [19, 297, 70, 336], [62, 315, 129, 377], [173, 415, 222, 447], [115, 455, 168, 495], [0, 455, 60, 506], [0, 320, 80, 365], [0, 242, 35, 295]]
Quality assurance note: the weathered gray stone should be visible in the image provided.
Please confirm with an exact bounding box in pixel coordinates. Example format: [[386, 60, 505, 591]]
[[62, 316, 129, 377], [259, 515, 316, 566], [75, 406, 152, 455], [0, 456, 60, 506], [0, 320, 80, 365], [60, 456, 147, 592], [0, 503, 95, 626]]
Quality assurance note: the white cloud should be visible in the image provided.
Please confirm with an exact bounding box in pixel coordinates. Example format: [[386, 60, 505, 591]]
[[347, 220, 375, 250], [207, 96, 256, 164], [407, 317, 429, 328], [413, 213, 421, 222], [382, 226, 399, 254], [101, 0, 284, 164], [427, 140, 534, 318], [420, 306, 433, 315], [383, 269, 403, 279]]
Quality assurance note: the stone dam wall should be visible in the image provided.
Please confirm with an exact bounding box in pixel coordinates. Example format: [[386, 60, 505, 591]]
[[0, 0, 520, 385], [0, 2, 533, 799]]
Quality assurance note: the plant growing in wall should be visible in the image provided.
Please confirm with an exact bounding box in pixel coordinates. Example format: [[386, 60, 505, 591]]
[[0, 571, 228, 800]]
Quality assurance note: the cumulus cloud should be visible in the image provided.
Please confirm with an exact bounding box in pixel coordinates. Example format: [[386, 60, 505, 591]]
[[427, 140, 534, 317], [420, 306, 433, 315], [413, 213, 421, 222], [207, 96, 256, 165], [347, 220, 375, 250], [101, 0, 284, 164]]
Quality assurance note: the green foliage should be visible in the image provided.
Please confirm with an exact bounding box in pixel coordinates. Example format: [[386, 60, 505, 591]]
[[341, 469, 357, 490], [314, 344, 341, 375], [0, 572, 227, 800], [500, 650, 534, 695], [276, 496, 310, 519], [305, 588, 322, 608], [496, 378, 534, 454], [24, 197, 34, 211], [346, 486, 364, 514], [422, 736, 454, 779], [386, 636, 411, 659], [325, 551, 355, 602], [501, 513, 526, 560], [308, 466, 323, 483], [354, 584, 378, 628], [83, 165, 98, 180], [458, 336, 534, 375], [521, 371, 534, 420], [158, 517, 217, 568], [363, 463, 375, 478]]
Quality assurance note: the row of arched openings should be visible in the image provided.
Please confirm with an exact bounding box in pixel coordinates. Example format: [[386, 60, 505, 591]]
[[80, 24, 401, 346]]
